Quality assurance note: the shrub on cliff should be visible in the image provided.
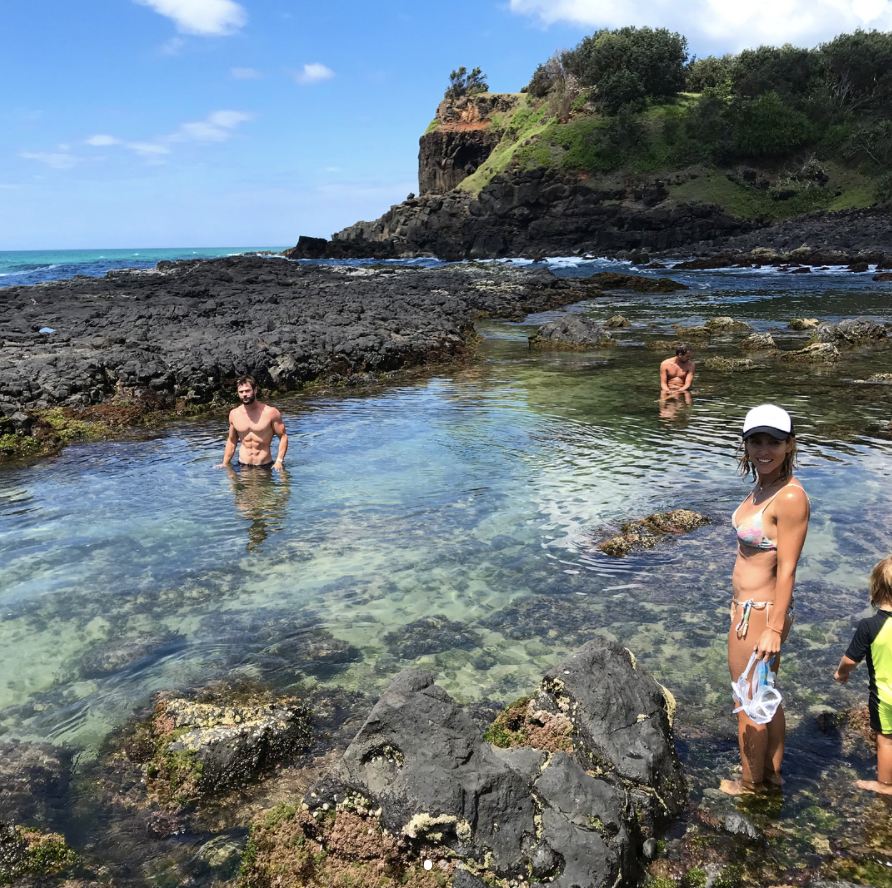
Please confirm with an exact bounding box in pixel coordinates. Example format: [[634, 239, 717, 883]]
[[444, 66, 488, 99], [819, 30, 892, 115], [731, 91, 813, 157], [562, 26, 688, 111], [686, 54, 734, 92]]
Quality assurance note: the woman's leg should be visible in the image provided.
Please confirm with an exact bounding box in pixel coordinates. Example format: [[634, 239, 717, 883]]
[[763, 611, 792, 786], [723, 605, 790, 794]]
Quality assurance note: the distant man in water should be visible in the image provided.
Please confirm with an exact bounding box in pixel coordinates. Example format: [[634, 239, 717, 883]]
[[214, 376, 288, 470], [660, 343, 695, 395]]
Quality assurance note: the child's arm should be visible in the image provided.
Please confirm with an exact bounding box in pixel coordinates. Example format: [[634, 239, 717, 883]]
[[835, 655, 859, 684]]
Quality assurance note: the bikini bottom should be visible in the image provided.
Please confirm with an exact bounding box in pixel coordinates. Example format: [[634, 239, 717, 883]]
[[730, 596, 795, 639]]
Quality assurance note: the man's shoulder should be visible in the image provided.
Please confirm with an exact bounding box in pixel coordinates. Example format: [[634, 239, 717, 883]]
[[660, 357, 674, 366], [263, 403, 282, 419]]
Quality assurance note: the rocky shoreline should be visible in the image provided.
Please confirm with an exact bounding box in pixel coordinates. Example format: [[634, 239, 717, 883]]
[[0, 255, 630, 458]]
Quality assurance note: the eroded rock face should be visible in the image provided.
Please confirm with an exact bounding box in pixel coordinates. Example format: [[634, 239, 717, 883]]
[[815, 317, 888, 346], [529, 315, 614, 350], [261, 639, 683, 888], [291, 169, 754, 261], [0, 742, 72, 826]]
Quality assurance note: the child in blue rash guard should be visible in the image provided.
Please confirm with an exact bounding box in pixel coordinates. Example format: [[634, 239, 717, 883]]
[[835, 555, 892, 794]]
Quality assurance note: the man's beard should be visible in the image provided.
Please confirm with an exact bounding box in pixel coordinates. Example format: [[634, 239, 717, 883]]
[[240, 393, 256, 405]]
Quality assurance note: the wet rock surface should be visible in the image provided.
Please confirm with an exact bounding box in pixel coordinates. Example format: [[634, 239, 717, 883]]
[[815, 317, 889, 347], [705, 317, 753, 333], [529, 315, 614, 350], [780, 342, 841, 364], [125, 687, 313, 806], [0, 257, 609, 418], [597, 510, 711, 557], [740, 333, 776, 351], [243, 639, 683, 888], [703, 358, 757, 372]]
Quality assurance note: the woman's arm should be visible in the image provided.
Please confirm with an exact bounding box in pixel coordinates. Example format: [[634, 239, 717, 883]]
[[755, 486, 810, 661]]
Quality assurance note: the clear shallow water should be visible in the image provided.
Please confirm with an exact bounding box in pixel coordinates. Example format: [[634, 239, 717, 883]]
[[2, 261, 892, 880]]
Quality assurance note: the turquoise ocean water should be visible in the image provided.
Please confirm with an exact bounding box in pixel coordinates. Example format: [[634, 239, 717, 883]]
[[0, 247, 289, 288]]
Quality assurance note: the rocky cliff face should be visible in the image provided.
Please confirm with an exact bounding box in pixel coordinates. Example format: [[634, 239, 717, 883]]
[[286, 167, 754, 261], [418, 94, 519, 195]]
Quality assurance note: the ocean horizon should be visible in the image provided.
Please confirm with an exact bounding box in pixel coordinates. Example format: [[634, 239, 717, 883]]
[[0, 246, 289, 289]]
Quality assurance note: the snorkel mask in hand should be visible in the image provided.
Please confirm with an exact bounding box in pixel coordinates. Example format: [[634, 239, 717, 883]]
[[732, 652, 783, 725]]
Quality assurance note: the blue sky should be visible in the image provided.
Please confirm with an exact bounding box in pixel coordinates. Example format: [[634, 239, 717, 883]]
[[4, 0, 891, 250]]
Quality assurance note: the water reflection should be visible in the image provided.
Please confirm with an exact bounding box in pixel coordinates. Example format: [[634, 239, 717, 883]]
[[224, 464, 291, 552], [659, 390, 693, 423]]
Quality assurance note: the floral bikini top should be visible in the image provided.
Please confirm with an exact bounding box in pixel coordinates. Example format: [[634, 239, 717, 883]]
[[732, 484, 809, 551]]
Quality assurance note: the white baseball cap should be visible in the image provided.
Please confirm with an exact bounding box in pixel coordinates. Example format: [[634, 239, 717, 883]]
[[742, 404, 794, 440]]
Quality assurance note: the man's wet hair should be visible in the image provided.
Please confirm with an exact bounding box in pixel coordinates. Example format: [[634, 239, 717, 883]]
[[675, 342, 691, 356], [236, 375, 258, 390]]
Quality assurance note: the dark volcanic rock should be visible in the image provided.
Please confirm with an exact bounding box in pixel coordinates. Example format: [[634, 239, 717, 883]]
[[277, 639, 683, 888], [287, 169, 754, 261], [0, 258, 598, 416], [529, 315, 614, 350]]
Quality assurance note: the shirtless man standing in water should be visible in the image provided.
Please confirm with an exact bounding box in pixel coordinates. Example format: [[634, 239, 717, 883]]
[[214, 376, 288, 470], [660, 343, 695, 395]]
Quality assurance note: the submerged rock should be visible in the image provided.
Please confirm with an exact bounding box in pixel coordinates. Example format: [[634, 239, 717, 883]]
[[705, 317, 753, 333], [240, 639, 684, 888], [672, 325, 711, 338], [383, 614, 484, 660], [529, 315, 614, 350], [598, 510, 711, 557], [703, 358, 756, 372], [864, 373, 892, 384], [77, 631, 186, 679], [0, 741, 72, 825], [815, 317, 888, 346], [779, 343, 841, 364], [789, 317, 819, 330], [740, 332, 776, 351], [604, 315, 631, 328]]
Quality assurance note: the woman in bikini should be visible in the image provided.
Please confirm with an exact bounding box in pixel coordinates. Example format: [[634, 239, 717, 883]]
[[722, 404, 810, 795]]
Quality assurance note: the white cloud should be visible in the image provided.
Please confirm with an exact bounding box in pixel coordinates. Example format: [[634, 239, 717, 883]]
[[129, 141, 172, 156], [294, 63, 335, 85], [168, 109, 255, 142], [20, 151, 81, 169], [509, 0, 892, 51], [231, 67, 262, 80], [133, 0, 246, 36], [86, 134, 121, 146]]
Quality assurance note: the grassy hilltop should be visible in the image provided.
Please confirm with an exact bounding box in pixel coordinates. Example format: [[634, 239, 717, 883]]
[[435, 28, 892, 222]]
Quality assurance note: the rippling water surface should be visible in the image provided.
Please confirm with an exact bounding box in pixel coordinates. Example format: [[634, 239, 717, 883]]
[[2, 259, 892, 882]]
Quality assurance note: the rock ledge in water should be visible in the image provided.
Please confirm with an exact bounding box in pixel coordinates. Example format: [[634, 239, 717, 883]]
[[240, 639, 684, 888], [598, 510, 711, 557], [529, 315, 614, 350]]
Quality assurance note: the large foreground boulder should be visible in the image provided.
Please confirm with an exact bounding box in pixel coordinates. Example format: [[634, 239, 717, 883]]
[[240, 640, 684, 888], [529, 315, 614, 350]]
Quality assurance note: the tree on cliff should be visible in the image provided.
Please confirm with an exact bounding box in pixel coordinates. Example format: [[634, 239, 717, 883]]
[[562, 27, 688, 112], [445, 66, 488, 99]]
